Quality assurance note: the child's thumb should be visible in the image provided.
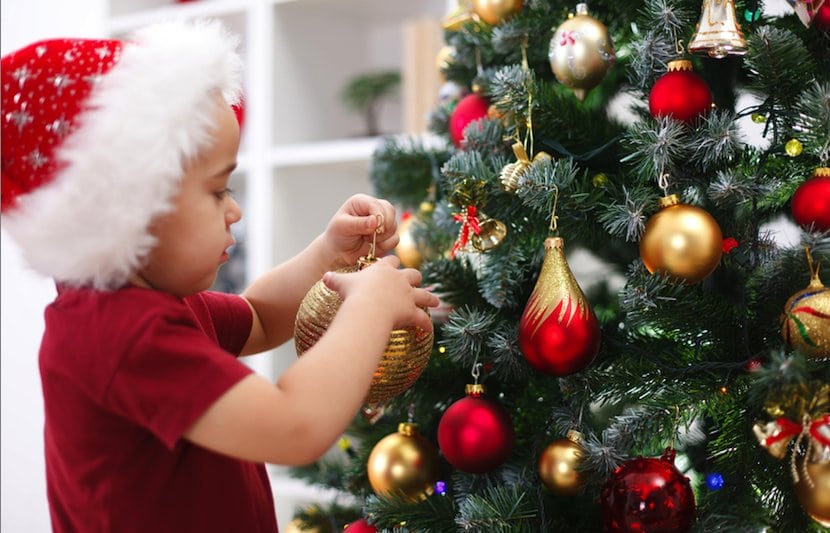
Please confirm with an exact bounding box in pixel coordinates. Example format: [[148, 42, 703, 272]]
[[322, 271, 343, 293]]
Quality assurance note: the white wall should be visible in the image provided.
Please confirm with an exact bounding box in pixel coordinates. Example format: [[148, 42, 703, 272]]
[[1, 2, 106, 531]]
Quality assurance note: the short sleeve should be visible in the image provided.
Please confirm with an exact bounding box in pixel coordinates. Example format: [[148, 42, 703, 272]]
[[184, 291, 253, 355], [102, 306, 253, 450]]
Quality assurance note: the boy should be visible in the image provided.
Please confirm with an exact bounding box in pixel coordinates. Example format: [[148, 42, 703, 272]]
[[1, 20, 437, 532]]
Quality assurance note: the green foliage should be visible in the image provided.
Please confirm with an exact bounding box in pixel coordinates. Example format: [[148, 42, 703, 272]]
[[295, 0, 830, 530]]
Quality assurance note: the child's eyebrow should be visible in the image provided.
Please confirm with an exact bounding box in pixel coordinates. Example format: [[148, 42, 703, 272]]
[[212, 162, 237, 179]]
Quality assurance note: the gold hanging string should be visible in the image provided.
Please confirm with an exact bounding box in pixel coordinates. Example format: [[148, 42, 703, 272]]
[[521, 35, 534, 157], [805, 245, 820, 278], [669, 405, 681, 450], [549, 184, 560, 235], [367, 213, 384, 260]]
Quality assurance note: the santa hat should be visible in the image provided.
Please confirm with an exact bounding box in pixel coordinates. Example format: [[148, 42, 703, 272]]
[[1, 20, 242, 290]]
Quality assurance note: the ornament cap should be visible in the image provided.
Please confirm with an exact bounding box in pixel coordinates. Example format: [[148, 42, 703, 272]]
[[575, 3, 589, 15], [466, 383, 486, 396], [658, 194, 681, 208], [545, 236, 565, 250], [566, 429, 584, 443], [661, 446, 677, 464], [667, 59, 692, 72], [814, 167, 830, 178], [398, 422, 419, 437]]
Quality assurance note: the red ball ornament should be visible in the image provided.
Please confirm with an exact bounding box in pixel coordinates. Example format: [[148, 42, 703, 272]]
[[649, 60, 712, 124], [791, 167, 830, 231], [601, 448, 696, 533], [437, 384, 514, 473], [519, 237, 601, 376], [344, 518, 377, 532], [449, 93, 489, 147], [814, 3, 830, 32]]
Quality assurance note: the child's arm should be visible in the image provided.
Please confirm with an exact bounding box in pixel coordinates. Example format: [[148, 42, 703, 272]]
[[183, 255, 438, 465], [239, 194, 398, 354]]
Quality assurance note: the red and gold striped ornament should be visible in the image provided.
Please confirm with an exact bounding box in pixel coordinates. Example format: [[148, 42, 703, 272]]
[[781, 250, 830, 361], [519, 237, 601, 376]]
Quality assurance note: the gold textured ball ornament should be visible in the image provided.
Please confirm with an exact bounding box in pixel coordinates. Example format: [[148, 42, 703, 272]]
[[548, 3, 616, 101], [538, 430, 586, 496], [471, 0, 523, 25], [781, 255, 830, 361], [367, 422, 440, 502], [294, 260, 433, 405], [639, 194, 723, 284]]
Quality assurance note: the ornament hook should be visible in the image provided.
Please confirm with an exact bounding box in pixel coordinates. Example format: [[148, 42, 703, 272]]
[[549, 185, 560, 235], [367, 213, 384, 260], [471, 362, 482, 384]]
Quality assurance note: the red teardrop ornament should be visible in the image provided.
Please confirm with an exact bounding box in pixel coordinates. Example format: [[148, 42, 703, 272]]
[[519, 237, 601, 376]]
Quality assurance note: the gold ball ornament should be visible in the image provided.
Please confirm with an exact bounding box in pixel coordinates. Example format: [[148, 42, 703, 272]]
[[367, 423, 440, 502], [639, 194, 723, 284], [793, 444, 830, 527], [786, 138, 804, 157], [284, 507, 334, 533], [294, 261, 433, 405], [781, 262, 830, 361], [548, 3, 616, 101], [395, 213, 423, 269], [538, 430, 586, 496], [471, 0, 523, 25]]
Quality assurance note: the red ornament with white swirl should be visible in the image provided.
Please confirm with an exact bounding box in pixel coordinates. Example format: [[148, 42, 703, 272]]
[[519, 237, 601, 376]]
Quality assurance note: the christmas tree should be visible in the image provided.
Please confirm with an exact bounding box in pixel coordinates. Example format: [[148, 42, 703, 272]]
[[289, 0, 830, 531]]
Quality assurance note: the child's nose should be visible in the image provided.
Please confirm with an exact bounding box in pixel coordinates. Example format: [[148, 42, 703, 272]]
[[226, 197, 242, 225]]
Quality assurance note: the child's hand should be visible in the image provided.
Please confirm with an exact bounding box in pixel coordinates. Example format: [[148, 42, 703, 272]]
[[322, 255, 438, 333], [323, 194, 398, 268]]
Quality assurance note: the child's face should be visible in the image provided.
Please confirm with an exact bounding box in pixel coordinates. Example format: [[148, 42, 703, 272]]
[[137, 96, 242, 297]]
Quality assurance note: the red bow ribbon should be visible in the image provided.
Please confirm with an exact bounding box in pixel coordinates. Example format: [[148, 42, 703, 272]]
[[451, 205, 482, 258], [560, 31, 576, 46], [764, 414, 830, 448]]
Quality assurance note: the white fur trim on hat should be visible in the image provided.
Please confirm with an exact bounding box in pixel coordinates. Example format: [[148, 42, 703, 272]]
[[2, 20, 242, 290]]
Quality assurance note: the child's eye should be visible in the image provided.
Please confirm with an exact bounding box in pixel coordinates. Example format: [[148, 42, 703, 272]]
[[214, 188, 234, 201]]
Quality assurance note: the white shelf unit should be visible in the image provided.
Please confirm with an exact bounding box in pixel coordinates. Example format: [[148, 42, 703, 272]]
[[106, 0, 448, 526]]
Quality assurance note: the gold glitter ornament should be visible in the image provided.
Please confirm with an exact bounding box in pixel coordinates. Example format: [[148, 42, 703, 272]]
[[639, 194, 723, 284], [538, 430, 586, 495], [794, 442, 830, 527], [548, 3, 616, 101], [500, 142, 552, 192], [471, 0, 523, 25], [592, 173, 609, 187], [294, 255, 433, 405], [786, 138, 804, 157], [367, 423, 440, 502], [781, 250, 830, 361]]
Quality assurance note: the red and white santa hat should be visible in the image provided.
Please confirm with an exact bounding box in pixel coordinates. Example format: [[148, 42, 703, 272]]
[[1, 20, 242, 290]]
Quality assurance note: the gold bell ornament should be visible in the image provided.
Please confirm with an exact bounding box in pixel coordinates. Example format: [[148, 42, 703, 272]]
[[367, 422, 440, 502], [450, 205, 507, 258], [639, 194, 723, 284], [294, 220, 433, 405], [781, 247, 830, 361], [471, 0, 523, 26], [538, 430, 586, 496], [688, 0, 748, 58], [501, 142, 552, 192], [754, 413, 830, 526], [548, 3, 616, 101]]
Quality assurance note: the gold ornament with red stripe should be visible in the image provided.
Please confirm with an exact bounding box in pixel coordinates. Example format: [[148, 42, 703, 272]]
[[754, 382, 830, 527], [688, 0, 748, 58], [519, 223, 601, 376], [781, 247, 830, 361], [548, 3, 616, 101], [295, 216, 433, 405]]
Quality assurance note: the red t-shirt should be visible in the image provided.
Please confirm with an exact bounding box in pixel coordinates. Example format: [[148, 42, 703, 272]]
[[39, 286, 278, 532]]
